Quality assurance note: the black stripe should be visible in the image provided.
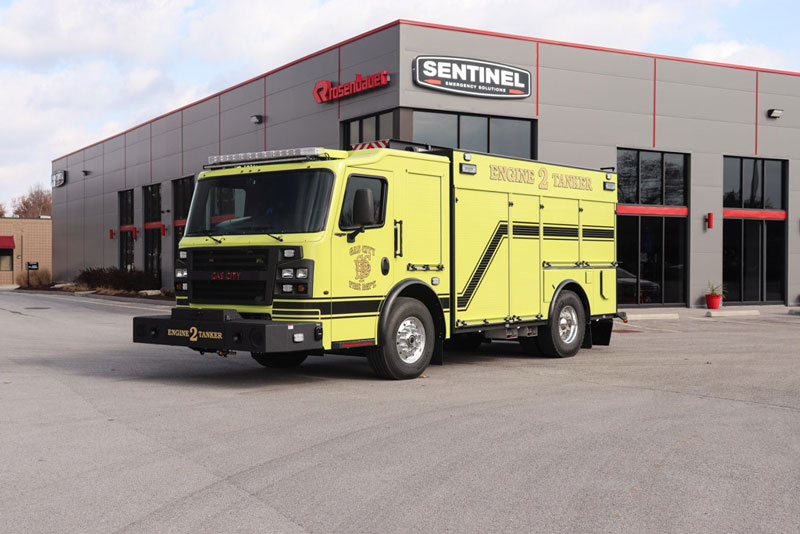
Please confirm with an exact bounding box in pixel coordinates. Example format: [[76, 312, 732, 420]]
[[513, 223, 540, 237], [543, 226, 579, 237], [439, 296, 451, 310], [457, 222, 508, 309], [582, 228, 614, 239], [273, 299, 382, 315]]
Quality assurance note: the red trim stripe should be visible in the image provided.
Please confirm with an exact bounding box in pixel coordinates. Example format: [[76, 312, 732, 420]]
[[535, 42, 539, 116], [144, 222, 165, 230], [616, 205, 688, 216], [119, 225, 136, 232], [54, 19, 800, 162], [173, 218, 187, 227], [652, 58, 657, 148], [341, 341, 375, 348], [755, 71, 759, 155], [210, 214, 236, 224], [723, 208, 786, 220]]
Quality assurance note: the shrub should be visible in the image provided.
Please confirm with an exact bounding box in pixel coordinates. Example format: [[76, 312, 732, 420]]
[[15, 268, 52, 288], [75, 267, 157, 292]]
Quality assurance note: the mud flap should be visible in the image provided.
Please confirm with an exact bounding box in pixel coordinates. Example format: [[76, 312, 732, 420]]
[[431, 337, 444, 365], [590, 319, 614, 346]]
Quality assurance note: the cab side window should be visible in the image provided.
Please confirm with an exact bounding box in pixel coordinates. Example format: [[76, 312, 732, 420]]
[[339, 175, 387, 230]]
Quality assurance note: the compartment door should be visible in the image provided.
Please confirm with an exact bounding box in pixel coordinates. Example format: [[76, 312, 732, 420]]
[[541, 197, 580, 266], [580, 200, 616, 266], [454, 188, 509, 326], [509, 193, 541, 320]]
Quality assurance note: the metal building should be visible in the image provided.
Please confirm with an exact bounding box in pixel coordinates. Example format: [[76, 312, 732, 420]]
[[51, 20, 800, 307]]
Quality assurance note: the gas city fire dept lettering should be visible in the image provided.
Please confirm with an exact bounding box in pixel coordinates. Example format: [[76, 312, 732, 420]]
[[489, 164, 593, 191], [349, 244, 376, 291]]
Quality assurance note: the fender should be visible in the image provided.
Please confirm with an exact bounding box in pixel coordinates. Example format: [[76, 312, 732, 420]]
[[377, 278, 446, 365], [547, 279, 591, 321]]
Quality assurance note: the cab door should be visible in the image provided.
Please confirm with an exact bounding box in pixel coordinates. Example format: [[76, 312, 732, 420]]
[[330, 172, 395, 343]]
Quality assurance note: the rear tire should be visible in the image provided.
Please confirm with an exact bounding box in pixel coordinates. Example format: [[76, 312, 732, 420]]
[[537, 290, 585, 358], [368, 297, 434, 380], [251, 352, 307, 368]]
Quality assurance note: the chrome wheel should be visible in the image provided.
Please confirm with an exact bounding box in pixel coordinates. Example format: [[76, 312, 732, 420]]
[[396, 316, 426, 364], [558, 305, 579, 344]]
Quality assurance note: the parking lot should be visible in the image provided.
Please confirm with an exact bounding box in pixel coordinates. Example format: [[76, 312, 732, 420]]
[[1, 290, 799, 533]]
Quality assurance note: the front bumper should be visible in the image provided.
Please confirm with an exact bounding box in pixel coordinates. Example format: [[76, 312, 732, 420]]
[[133, 307, 322, 353]]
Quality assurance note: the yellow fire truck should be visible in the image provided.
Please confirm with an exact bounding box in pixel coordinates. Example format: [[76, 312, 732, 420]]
[[133, 142, 623, 379]]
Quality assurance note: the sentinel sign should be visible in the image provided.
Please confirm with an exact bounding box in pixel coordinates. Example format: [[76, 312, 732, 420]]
[[413, 56, 531, 99]]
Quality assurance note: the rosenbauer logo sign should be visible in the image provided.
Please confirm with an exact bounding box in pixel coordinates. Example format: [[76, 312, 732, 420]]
[[313, 71, 390, 103], [413, 56, 531, 99]]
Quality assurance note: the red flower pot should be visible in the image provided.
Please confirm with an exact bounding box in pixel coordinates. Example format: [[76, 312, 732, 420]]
[[705, 294, 722, 310]]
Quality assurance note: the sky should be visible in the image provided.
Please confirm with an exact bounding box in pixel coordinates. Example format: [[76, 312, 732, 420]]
[[0, 0, 798, 209]]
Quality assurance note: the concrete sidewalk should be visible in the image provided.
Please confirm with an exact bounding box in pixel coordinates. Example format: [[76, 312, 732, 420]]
[[620, 304, 799, 321]]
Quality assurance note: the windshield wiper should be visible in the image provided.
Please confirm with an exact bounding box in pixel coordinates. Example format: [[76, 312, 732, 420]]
[[201, 230, 223, 244], [245, 226, 284, 242]]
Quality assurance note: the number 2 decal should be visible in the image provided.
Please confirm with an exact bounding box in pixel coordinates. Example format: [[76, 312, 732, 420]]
[[189, 326, 198, 342], [538, 167, 549, 190]]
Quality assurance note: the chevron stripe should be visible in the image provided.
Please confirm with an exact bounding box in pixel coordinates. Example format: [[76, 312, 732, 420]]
[[457, 221, 508, 310]]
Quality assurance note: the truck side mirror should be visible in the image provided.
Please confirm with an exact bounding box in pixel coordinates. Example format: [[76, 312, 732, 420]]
[[353, 188, 376, 226]]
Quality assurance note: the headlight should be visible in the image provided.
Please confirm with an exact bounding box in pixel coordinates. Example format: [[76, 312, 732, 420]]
[[179, 250, 187, 259], [282, 284, 293, 293], [283, 249, 296, 258], [175, 268, 188, 278], [296, 268, 308, 279], [281, 268, 294, 279]]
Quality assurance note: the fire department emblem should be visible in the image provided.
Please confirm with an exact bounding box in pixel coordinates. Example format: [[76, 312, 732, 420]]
[[349, 244, 376, 291]]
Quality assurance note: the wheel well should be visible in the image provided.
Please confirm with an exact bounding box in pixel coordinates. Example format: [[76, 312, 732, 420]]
[[552, 281, 591, 321], [379, 281, 446, 344]]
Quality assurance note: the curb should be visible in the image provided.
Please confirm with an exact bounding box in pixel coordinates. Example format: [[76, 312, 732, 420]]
[[83, 293, 173, 307], [788, 309, 800, 316], [623, 313, 680, 321], [705, 309, 760, 317]]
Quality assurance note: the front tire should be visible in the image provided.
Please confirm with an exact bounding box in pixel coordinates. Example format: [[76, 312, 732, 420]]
[[537, 290, 585, 358], [251, 352, 308, 368], [368, 297, 434, 380]]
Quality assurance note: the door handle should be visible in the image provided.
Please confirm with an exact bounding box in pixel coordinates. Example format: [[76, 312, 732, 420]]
[[394, 219, 403, 258]]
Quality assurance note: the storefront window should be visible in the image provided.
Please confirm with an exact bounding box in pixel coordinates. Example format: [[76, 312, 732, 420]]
[[617, 215, 687, 305], [413, 111, 458, 148], [723, 218, 785, 303], [459, 115, 488, 152], [723, 156, 785, 210], [616, 149, 687, 206], [345, 111, 395, 146], [489, 117, 531, 159], [0, 249, 12, 271]]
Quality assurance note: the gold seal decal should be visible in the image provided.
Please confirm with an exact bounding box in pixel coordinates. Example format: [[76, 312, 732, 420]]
[[349, 244, 376, 291]]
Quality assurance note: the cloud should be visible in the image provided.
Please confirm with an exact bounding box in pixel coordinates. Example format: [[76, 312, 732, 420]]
[[0, 0, 791, 208], [688, 40, 791, 70]]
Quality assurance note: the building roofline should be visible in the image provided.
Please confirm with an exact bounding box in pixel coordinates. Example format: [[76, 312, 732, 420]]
[[53, 18, 800, 163]]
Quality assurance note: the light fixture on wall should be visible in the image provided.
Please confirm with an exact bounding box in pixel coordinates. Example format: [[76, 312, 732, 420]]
[[250, 114, 264, 124], [767, 108, 783, 119], [81, 170, 90, 176]]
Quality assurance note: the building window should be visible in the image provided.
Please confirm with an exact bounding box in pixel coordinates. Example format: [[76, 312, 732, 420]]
[[345, 111, 395, 147], [617, 215, 687, 305], [172, 176, 194, 258], [617, 149, 687, 206], [616, 148, 689, 306], [118, 189, 135, 271], [722, 157, 786, 304], [143, 184, 162, 287], [0, 248, 12, 271], [412, 110, 535, 159], [723, 157, 785, 210]]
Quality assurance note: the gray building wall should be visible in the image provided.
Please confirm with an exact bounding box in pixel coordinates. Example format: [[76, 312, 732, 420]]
[[52, 21, 800, 306]]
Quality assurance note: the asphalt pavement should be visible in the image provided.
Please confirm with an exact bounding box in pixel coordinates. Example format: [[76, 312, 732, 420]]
[[1, 290, 799, 533]]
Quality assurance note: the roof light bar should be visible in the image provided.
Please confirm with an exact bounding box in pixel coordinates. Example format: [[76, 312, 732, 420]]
[[207, 147, 327, 166]]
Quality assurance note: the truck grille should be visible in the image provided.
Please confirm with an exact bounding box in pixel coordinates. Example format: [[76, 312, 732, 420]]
[[191, 280, 269, 305], [193, 248, 270, 271]]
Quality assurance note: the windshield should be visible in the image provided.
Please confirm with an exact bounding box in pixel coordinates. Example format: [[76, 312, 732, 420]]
[[185, 169, 334, 236]]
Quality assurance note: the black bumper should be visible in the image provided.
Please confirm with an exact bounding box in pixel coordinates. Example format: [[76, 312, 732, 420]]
[[133, 307, 323, 353]]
